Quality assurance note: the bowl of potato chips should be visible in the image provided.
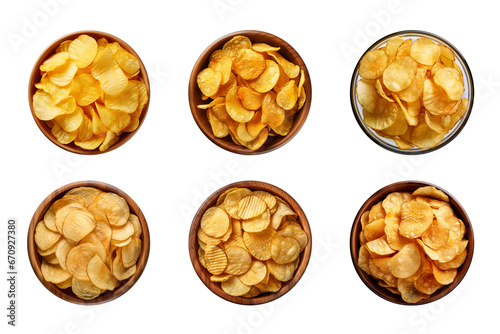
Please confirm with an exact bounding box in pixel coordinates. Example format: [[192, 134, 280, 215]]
[[29, 31, 150, 154], [189, 30, 312, 154], [350, 30, 473, 154], [189, 180, 312, 304], [350, 181, 473, 305], [28, 180, 150, 304]]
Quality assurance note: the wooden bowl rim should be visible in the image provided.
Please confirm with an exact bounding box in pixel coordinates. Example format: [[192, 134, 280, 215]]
[[188, 30, 312, 155], [189, 180, 312, 305], [349, 180, 474, 305], [28, 30, 151, 155], [27, 180, 150, 305]]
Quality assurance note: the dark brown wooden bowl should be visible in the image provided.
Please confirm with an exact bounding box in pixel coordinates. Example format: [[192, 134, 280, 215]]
[[28, 180, 150, 305], [188, 30, 312, 155], [350, 180, 474, 305], [189, 180, 312, 305], [28, 30, 150, 154]]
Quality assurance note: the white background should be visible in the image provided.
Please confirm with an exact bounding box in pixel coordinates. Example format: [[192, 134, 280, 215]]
[[1, 0, 497, 333]]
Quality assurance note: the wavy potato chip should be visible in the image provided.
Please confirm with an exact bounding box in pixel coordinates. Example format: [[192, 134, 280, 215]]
[[68, 34, 98, 68], [359, 49, 388, 79], [91, 46, 128, 95], [224, 246, 252, 275], [204, 244, 228, 275]]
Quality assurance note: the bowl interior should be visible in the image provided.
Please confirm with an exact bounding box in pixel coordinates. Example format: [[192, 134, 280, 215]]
[[350, 180, 474, 305], [28, 180, 150, 305], [188, 30, 312, 155], [189, 180, 312, 305], [28, 30, 151, 155], [350, 30, 474, 155]]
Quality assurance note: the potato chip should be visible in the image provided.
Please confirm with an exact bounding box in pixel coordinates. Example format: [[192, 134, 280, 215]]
[[266, 258, 298, 282], [207, 108, 230, 138], [271, 236, 300, 264], [359, 49, 388, 79], [388, 243, 421, 278], [363, 98, 398, 130], [415, 272, 442, 295], [197, 67, 222, 97], [397, 67, 426, 102], [115, 49, 140, 75], [239, 260, 267, 286], [410, 38, 441, 66], [104, 81, 139, 113], [68, 35, 98, 68], [35, 221, 61, 251], [399, 200, 433, 239], [74, 133, 105, 150], [422, 78, 457, 116], [410, 115, 446, 149], [379, 102, 407, 136], [221, 276, 251, 296], [94, 102, 130, 134], [33, 90, 73, 121], [91, 46, 128, 95], [41, 260, 71, 284], [252, 43, 280, 53], [94, 192, 130, 227], [243, 226, 276, 261], [398, 278, 429, 303], [261, 91, 285, 127], [224, 246, 252, 275], [413, 186, 449, 203], [204, 244, 227, 275], [385, 37, 405, 62], [225, 86, 255, 123], [363, 218, 386, 242], [40, 52, 70, 72], [72, 277, 101, 300], [382, 192, 413, 217], [276, 80, 299, 110], [375, 79, 394, 102], [238, 87, 264, 110], [65, 242, 101, 280], [433, 67, 464, 100], [431, 262, 457, 285], [54, 105, 84, 132], [99, 130, 119, 152], [255, 274, 282, 293], [222, 36, 252, 60], [366, 235, 396, 256], [267, 51, 300, 79], [112, 248, 136, 280], [111, 221, 135, 242], [233, 49, 266, 80], [248, 60, 280, 93], [62, 207, 96, 245], [238, 196, 267, 220], [87, 254, 118, 290], [201, 206, 230, 238], [48, 60, 78, 87], [383, 56, 418, 92]]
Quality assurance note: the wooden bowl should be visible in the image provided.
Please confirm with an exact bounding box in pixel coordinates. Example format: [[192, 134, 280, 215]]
[[350, 30, 474, 155], [28, 180, 150, 305], [188, 30, 312, 155], [350, 180, 474, 305], [28, 30, 150, 154], [189, 180, 312, 304]]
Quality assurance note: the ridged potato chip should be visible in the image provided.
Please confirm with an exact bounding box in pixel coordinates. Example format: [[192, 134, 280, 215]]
[[224, 246, 252, 275], [40, 52, 69, 72], [68, 34, 98, 68], [91, 46, 128, 95], [204, 244, 228, 275]]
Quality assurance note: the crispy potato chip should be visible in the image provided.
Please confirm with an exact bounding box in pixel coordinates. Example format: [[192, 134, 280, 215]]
[[431, 262, 457, 285], [233, 49, 266, 80], [226, 86, 255, 123], [91, 46, 128, 96], [422, 78, 458, 116], [62, 207, 96, 245], [358, 245, 372, 275], [224, 246, 252, 275], [366, 235, 396, 256], [410, 38, 441, 66], [375, 79, 394, 102], [397, 67, 426, 102], [359, 49, 388, 79], [41, 260, 71, 284], [261, 91, 285, 127], [243, 226, 276, 261], [276, 80, 299, 110], [99, 130, 119, 152], [413, 186, 449, 203], [271, 236, 300, 264], [369, 201, 386, 222], [435, 247, 467, 270], [201, 206, 230, 238], [222, 36, 252, 60], [276, 223, 308, 252], [238, 87, 264, 110], [104, 81, 139, 113], [398, 278, 429, 303], [111, 221, 135, 242], [385, 37, 405, 62], [399, 200, 433, 239], [383, 56, 418, 92], [363, 98, 398, 130], [35, 221, 61, 251], [380, 102, 408, 136], [115, 49, 140, 75], [239, 260, 267, 286], [112, 248, 136, 280], [389, 243, 421, 278], [48, 60, 78, 87], [87, 254, 118, 290], [33, 90, 74, 121], [267, 51, 300, 79], [415, 272, 442, 295], [410, 114, 446, 149], [55, 105, 84, 132], [204, 244, 228, 275], [248, 59, 280, 93], [40, 52, 69, 72], [356, 79, 378, 113], [74, 133, 106, 150], [382, 192, 413, 217], [238, 195, 267, 220], [95, 192, 130, 227], [223, 188, 252, 219], [270, 199, 296, 230], [255, 274, 282, 293], [433, 67, 464, 100], [72, 277, 101, 300], [221, 276, 251, 296], [197, 67, 222, 97], [363, 218, 386, 242], [207, 108, 230, 138], [252, 43, 280, 53], [66, 242, 101, 280], [266, 258, 298, 282], [68, 35, 98, 68], [384, 214, 412, 251]]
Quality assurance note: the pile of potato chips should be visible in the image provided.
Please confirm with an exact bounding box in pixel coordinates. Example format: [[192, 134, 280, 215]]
[[196, 35, 307, 151], [32, 34, 148, 152], [357, 186, 468, 303], [34, 186, 142, 300], [197, 187, 308, 297], [356, 36, 468, 149]]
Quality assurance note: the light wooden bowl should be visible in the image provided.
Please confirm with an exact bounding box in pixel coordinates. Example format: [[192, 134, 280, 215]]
[[189, 30, 312, 155], [28, 30, 150, 154], [28, 180, 150, 305], [350, 180, 474, 305], [189, 180, 312, 304]]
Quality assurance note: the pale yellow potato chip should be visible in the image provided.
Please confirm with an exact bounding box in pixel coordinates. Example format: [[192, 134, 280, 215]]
[[239, 260, 267, 286], [68, 34, 98, 68]]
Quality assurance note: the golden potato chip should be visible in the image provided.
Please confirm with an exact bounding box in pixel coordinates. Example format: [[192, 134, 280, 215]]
[[267, 51, 300, 79], [99, 130, 119, 152], [74, 133, 106, 150], [207, 108, 230, 138], [431, 262, 457, 285], [111, 221, 135, 242], [385, 37, 405, 62], [261, 91, 285, 127], [48, 60, 78, 87], [363, 98, 398, 130], [398, 278, 429, 303], [366, 235, 396, 256], [54, 105, 84, 132], [72, 277, 101, 300], [94, 191, 130, 227], [383, 56, 418, 92], [62, 207, 96, 245], [382, 192, 413, 217], [95, 103, 131, 134], [56, 277, 72, 289], [410, 38, 441, 66], [221, 276, 251, 296], [239, 260, 267, 286], [201, 206, 230, 238], [238, 87, 264, 110], [208, 56, 232, 86], [415, 272, 442, 295], [271, 236, 300, 264], [66, 242, 102, 280], [115, 49, 140, 75], [197, 67, 222, 97], [35, 221, 61, 251], [91, 46, 128, 95], [41, 260, 71, 284], [397, 67, 426, 102], [87, 254, 118, 290], [270, 199, 296, 230], [66, 186, 101, 207], [223, 188, 252, 219], [388, 243, 421, 278], [276, 223, 308, 252], [224, 246, 252, 275], [222, 36, 252, 60], [252, 43, 280, 53], [243, 226, 276, 261], [375, 79, 394, 102], [266, 258, 298, 282], [276, 80, 299, 110], [359, 49, 388, 79], [238, 195, 267, 220], [433, 67, 464, 101], [358, 245, 372, 275], [112, 248, 136, 280], [226, 86, 255, 123], [33, 90, 73, 121], [422, 78, 457, 116], [435, 247, 467, 270], [356, 79, 379, 113], [104, 81, 139, 113], [204, 244, 227, 275], [399, 200, 433, 239], [40, 52, 69, 72], [384, 215, 412, 251], [198, 96, 225, 110], [363, 218, 386, 242], [68, 34, 98, 68], [255, 274, 282, 293], [248, 59, 280, 93], [379, 102, 408, 136], [233, 49, 266, 80]]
